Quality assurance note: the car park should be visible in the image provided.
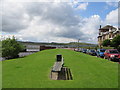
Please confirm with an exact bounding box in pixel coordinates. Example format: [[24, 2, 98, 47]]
[[104, 49, 120, 61], [96, 49, 106, 58]]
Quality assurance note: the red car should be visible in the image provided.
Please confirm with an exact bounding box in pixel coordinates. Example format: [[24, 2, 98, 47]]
[[104, 49, 120, 61]]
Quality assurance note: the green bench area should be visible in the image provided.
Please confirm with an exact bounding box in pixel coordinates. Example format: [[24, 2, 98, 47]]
[[2, 49, 118, 88]]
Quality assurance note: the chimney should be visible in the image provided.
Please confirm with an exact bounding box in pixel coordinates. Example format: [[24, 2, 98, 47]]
[[100, 25, 102, 29]]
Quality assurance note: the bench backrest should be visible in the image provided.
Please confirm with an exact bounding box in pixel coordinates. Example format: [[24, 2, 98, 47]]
[[56, 54, 62, 62]]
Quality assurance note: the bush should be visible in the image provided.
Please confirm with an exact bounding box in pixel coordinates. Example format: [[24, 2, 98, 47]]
[[111, 35, 120, 48], [102, 39, 111, 47], [2, 37, 25, 59]]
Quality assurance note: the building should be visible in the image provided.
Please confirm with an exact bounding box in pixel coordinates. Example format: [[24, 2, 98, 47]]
[[40, 45, 56, 51], [26, 45, 40, 52], [98, 25, 120, 46]]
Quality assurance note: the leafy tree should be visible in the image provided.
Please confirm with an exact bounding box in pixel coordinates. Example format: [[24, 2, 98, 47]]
[[111, 35, 120, 51], [2, 36, 25, 59], [111, 35, 120, 48], [102, 39, 111, 47]]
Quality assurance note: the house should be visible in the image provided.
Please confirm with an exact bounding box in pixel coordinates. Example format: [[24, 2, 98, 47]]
[[98, 25, 120, 46]]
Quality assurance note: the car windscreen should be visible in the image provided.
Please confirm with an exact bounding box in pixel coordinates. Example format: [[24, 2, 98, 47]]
[[100, 50, 105, 52], [109, 50, 119, 54]]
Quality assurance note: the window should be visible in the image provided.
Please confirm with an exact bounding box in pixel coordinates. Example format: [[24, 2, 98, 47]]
[[109, 50, 119, 54]]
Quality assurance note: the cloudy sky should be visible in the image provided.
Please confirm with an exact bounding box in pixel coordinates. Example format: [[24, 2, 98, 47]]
[[1, 0, 119, 44]]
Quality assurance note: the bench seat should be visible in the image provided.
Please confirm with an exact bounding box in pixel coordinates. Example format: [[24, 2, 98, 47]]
[[52, 58, 64, 72]]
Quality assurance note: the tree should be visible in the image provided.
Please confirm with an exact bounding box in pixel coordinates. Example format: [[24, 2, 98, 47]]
[[102, 39, 111, 47], [2, 36, 25, 59], [111, 35, 120, 49]]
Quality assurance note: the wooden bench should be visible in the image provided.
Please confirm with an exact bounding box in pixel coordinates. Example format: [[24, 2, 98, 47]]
[[50, 55, 64, 80], [50, 54, 72, 80], [52, 58, 64, 72]]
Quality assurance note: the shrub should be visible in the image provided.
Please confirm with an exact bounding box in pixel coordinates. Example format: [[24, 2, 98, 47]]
[[111, 35, 120, 48], [2, 37, 24, 59]]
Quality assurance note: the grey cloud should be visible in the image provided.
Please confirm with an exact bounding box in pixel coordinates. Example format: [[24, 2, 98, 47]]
[[52, 26, 86, 40], [24, 2, 85, 39], [2, 2, 96, 42], [25, 2, 80, 26], [2, 16, 27, 32], [2, 2, 29, 32]]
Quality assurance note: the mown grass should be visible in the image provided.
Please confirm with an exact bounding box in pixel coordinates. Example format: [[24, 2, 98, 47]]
[[2, 49, 118, 88]]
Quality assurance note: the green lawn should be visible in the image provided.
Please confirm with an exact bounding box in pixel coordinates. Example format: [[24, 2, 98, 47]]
[[2, 49, 118, 88]]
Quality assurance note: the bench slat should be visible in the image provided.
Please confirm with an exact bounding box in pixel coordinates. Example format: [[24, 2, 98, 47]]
[[52, 58, 64, 72]]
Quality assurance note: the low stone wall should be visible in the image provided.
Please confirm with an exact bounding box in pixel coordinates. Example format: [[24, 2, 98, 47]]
[[50, 67, 73, 80]]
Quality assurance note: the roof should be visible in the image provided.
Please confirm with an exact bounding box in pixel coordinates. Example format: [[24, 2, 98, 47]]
[[99, 25, 116, 30]]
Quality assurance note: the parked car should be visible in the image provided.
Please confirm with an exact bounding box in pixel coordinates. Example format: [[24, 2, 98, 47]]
[[86, 49, 90, 54], [96, 49, 106, 58], [79, 48, 83, 52], [104, 49, 120, 61], [88, 49, 97, 56], [82, 49, 87, 53], [74, 48, 79, 51]]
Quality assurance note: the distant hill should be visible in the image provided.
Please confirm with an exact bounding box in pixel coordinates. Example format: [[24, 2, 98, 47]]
[[19, 41, 97, 46]]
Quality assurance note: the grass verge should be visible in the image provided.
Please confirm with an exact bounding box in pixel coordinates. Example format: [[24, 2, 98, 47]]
[[2, 49, 118, 88]]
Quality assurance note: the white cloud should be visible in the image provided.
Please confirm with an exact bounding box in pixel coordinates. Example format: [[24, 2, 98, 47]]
[[106, 2, 118, 7], [3, 2, 118, 44], [76, 3, 88, 10], [2, 2, 29, 32], [12, 14, 101, 44], [2, 2, 87, 43], [80, 15, 102, 43], [105, 8, 118, 25]]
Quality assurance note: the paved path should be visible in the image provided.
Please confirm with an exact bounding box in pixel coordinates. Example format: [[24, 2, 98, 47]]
[[18, 52, 36, 57], [0, 57, 5, 61], [0, 52, 36, 61]]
